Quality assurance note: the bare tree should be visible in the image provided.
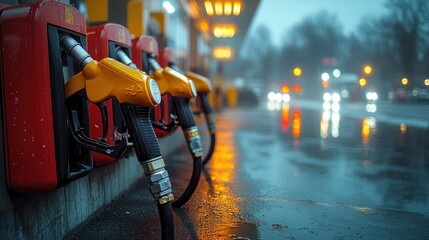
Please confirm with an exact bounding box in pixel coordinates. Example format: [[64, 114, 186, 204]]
[[380, 0, 429, 87]]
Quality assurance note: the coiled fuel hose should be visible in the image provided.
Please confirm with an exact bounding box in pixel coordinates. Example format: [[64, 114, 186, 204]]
[[60, 35, 175, 239], [147, 58, 203, 208], [198, 93, 216, 166]]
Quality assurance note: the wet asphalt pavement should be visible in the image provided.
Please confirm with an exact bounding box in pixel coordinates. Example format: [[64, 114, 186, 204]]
[[67, 99, 429, 240]]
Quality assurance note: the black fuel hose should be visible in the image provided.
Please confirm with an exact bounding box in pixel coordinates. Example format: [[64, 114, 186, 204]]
[[121, 104, 175, 239], [171, 97, 203, 208], [199, 94, 216, 166]]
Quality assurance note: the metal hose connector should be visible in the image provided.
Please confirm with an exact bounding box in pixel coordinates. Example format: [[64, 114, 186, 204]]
[[140, 156, 174, 205], [183, 126, 203, 158]]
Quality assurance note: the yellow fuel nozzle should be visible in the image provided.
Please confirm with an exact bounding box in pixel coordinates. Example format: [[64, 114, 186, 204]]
[[65, 58, 161, 108], [151, 67, 197, 99], [184, 72, 213, 94]]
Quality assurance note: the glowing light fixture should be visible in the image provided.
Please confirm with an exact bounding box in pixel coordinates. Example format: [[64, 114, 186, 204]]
[[213, 25, 236, 38], [424, 79, 429, 86], [233, 2, 241, 15], [205, 1, 242, 16], [401, 77, 408, 85], [224, 1, 232, 15], [162, 1, 175, 13], [215, 1, 223, 15], [359, 78, 367, 87], [205, 1, 214, 15], [213, 47, 234, 60]]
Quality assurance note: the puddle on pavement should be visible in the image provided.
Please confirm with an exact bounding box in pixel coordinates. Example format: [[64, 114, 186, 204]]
[[213, 223, 259, 240]]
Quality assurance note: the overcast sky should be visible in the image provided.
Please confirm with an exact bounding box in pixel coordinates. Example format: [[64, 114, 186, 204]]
[[248, 0, 388, 46]]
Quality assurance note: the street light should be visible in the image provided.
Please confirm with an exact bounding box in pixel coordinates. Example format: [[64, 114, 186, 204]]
[[359, 78, 367, 87], [321, 72, 330, 81], [363, 65, 372, 75], [333, 69, 341, 78], [293, 67, 302, 77], [401, 77, 408, 85]]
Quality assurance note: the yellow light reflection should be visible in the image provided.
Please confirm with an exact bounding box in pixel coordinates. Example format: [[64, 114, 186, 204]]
[[362, 118, 376, 145], [425, 79, 429, 86], [359, 78, 367, 87], [362, 119, 370, 145], [400, 123, 407, 134], [233, 2, 241, 15], [215, 1, 223, 15], [194, 117, 242, 239], [320, 111, 330, 139], [204, 1, 214, 15], [281, 104, 290, 133], [224, 1, 232, 15], [402, 77, 408, 85], [331, 112, 340, 138], [292, 110, 301, 139]]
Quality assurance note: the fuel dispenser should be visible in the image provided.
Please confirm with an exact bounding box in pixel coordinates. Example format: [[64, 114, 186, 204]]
[[85, 23, 133, 166], [0, 0, 92, 193], [160, 48, 217, 166], [132, 35, 203, 207], [1, 2, 174, 238]]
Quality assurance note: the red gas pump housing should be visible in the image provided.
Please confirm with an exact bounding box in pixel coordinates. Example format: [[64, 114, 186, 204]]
[[0, 1, 92, 193], [132, 36, 174, 137], [86, 23, 132, 166]]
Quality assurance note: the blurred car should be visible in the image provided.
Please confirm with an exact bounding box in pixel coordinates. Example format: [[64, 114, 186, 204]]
[[391, 88, 408, 101]]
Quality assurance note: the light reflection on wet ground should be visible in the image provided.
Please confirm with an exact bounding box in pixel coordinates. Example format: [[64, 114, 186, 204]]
[[69, 100, 429, 239]]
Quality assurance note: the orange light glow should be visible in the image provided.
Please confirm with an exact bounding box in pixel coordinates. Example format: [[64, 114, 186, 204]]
[[281, 104, 290, 133], [293, 84, 301, 93], [199, 20, 209, 33], [362, 119, 370, 145], [204, 1, 214, 15], [292, 110, 301, 139], [322, 80, 329, 88], [359, 78, 367, 87], [282, 84, 290, 93]]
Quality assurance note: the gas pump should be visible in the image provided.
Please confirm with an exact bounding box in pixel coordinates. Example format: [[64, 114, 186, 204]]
[[132, 35, 203, 207], [85, 23, 133, 167], [0, 0, 92, 193], [1, 2, 174, 238], [160, 48, 217, 166]]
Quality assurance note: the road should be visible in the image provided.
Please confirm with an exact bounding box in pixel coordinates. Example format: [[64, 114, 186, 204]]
[[68, 99, 429, 239]]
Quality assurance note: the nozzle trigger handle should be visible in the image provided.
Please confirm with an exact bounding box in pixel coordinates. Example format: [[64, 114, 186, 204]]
[[121, 104, 162, 161], [95, 102, 108, 142]]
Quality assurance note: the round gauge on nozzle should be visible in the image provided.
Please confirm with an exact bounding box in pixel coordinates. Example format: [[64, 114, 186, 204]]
[[149, 79, 162, 104]]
